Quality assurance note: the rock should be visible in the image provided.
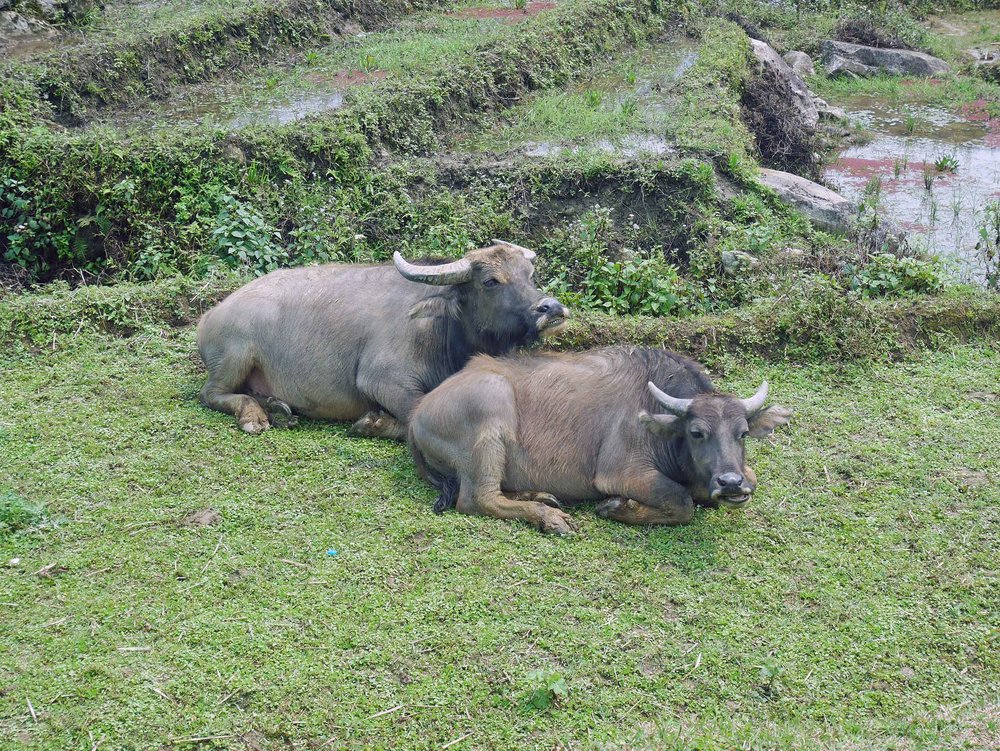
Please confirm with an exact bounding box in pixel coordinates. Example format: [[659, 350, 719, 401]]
[[967, 44, 1000, 84], [777, 247, 808, 265], [750, 39, 819, 131], [758, 168, 857, 234], [29, 0, 60, 22], [821, 40, 951, 78], [783, 50, 815, 78], [0, 9, 45, 35], [721, 250, 759, 274], [813, 97, 847, 121]]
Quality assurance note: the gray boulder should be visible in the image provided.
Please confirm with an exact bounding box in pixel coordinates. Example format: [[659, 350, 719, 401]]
[[967, 44, 1000, 84], [783, 50, 815, 78], [759, 168, 857, 234], [750, 39, 819, 131], [812, 96, 847, 121], [821, 40, 951, 78]]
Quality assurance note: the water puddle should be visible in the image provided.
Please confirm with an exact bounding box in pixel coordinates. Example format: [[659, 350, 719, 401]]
[[448, 1, 556, 22], [524, 134, 674, 158], [454, 33, 698, 157], [823, 95, 1000, 279]]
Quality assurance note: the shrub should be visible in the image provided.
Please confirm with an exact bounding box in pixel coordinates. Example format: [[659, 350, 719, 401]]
[[845, 253, 946, 297], [210, 194, 287, 276]]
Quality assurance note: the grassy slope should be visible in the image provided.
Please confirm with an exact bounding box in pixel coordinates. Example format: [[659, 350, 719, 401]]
[[0, 328, 997, 749]]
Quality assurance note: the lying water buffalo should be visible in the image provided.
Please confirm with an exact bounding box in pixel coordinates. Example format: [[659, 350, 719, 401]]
[[409, 347, 791, 533], [197, 241, 568, 437]]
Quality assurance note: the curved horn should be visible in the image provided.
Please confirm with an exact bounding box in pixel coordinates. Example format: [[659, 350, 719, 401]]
[[647, 381, 692, 416], [491, 238, 536, 262], [393, 251, 473, 286], [740, 381, 769, 415]]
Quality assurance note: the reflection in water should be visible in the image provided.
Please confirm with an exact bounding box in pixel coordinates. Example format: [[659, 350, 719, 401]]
[[524, 134, 675, 158], [824, 95, 1000, 280]]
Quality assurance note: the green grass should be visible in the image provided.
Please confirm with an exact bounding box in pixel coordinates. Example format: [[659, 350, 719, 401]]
[[809, 72, 1000, 117], [1, 326, 997, 749], [108, 5, 532, 131], [456, 34, 700, 154], [925, 10, 1000, 64]]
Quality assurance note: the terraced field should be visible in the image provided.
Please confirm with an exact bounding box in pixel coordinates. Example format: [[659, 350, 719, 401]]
[[2, 0, 999, 748]]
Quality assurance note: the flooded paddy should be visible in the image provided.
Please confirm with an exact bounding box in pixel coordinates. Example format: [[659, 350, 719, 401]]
[[92, 2, 550, 132], [453, 32, 700, 158], [824, 93, 1000, 280]]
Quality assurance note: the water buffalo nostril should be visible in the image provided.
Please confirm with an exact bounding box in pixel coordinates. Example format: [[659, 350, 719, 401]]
[[717, 472, 744, 488], [536, 303, 551, 313]]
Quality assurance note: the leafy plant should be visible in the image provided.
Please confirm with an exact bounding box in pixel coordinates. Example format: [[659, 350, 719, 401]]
[[618, 96, 639, 120], [0, 176, 73, 274], [525, 669, 567, 710], [0, 491, 50, 537], [359, 52, 378, 73], [934, 154, 959, 173], [304, 50, 321, 67], [211, 194, 287, 276], [975, 200, 1000, 291], [514, 0, 527, 10], [846, 253, 946, 297], [758, 658, 783, 697]]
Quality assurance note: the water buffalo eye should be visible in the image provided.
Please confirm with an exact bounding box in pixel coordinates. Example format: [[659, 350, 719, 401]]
[[483, 278, 500, 288], [689, 429, 706, 440]]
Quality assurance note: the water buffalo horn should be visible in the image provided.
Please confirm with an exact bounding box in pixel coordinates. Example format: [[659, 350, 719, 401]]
[[740, 381, 769, 415], [491, 239, 536, 262], [647, 381, 692, 416], [393, 251, 474, 285]]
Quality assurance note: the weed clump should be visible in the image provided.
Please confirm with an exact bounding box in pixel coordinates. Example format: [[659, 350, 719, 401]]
[[0, 491, 50, 537], [834, 4, 927, 52]]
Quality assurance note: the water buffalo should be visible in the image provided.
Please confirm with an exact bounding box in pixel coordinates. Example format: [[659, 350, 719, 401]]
[[409, 347, 791, 533], [197, 241, 568, 438]]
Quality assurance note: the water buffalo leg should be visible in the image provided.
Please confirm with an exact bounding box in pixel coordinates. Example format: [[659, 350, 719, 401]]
[[595, 497, 687, 526], [505, 491, 563, 509], [456, 431, 576, 535], [350, 410, 407, 440], [597, 470, 694, 524], [353, 374, 420, 440], [199, 348, 270, 434]]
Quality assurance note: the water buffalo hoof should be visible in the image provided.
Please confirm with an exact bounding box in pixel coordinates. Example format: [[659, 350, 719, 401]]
[[238, 401, 270, 435], [350, 410, 406, 440], [540, 507, 577, 536], [510, 491, 563, 509], [595, 497, 626, 518], [240, 418, 270, 435], [264, 397, 298, 428]]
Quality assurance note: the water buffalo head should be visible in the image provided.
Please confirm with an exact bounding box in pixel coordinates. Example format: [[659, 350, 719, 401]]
[[640, 381, 791, 507], [394, 240, 569, 351]]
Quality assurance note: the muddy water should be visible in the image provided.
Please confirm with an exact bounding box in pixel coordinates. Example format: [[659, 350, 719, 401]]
[[823, 95, 1000, 278]]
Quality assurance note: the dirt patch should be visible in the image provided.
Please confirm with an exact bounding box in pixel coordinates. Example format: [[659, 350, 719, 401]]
[[180, 508, 222, 527], [304, 69, 388, 87], [954, 469, 989, 489], [449, 2, 556, 22]]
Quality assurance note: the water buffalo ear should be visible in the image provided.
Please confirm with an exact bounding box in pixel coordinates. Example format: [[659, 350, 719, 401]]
[[748, 405, 792, 438], [408, 294, 460, 320], [639, 411, 683, 437]]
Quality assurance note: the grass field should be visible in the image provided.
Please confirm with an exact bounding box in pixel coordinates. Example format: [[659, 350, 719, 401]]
[[1, 327, 997, 749]]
